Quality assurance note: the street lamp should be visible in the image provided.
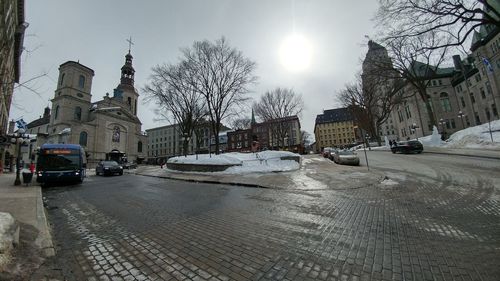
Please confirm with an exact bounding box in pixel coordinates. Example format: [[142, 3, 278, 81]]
[[410, 123, 419, 140], [457, 111, 466, 129], [9, 128, 29, 186], [439, 118, 447, 141]]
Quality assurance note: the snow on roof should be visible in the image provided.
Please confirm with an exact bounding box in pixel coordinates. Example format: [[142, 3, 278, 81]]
[[59, 128, 71, 134]]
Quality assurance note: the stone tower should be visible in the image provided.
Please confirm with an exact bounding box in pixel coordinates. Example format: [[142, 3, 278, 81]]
[[51, 61, 94, 127]]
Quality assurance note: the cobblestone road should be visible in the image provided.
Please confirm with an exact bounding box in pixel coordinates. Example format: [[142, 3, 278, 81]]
[[42, 153, 500, 281]]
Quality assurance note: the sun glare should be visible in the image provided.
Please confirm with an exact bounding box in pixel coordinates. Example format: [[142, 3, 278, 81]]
[[279, 33, 313, 73]]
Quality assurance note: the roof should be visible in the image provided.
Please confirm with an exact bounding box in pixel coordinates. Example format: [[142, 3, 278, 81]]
[[315, 108, 353, 125], [26, 115, 50, 129], [60, 61, 95, 75], [409, 61, 456, 78]]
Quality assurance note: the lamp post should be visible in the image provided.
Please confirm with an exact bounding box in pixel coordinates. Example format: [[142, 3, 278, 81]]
[[411, 123, 419, 141], [439, 118, 447, 141], [10, 128, 29, 186], [457, 111, 466, 129]]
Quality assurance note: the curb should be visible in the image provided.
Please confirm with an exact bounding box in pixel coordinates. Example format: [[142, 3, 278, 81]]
[[131, 171, 273, 189], [34, 186, 55, 257], [371, 148, 500, 160]]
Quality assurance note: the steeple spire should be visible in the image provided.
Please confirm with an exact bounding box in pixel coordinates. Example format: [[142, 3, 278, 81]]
[[120, 44, 135, 87]]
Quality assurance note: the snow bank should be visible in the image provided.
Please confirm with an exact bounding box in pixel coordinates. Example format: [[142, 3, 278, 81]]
[[167, 151, 300, 173]]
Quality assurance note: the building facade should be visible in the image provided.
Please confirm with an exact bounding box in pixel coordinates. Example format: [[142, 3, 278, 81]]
[[226, 115, 302, 153], [314, 108, 357, 152], [36, 51, 147, 166], [0, 0, 26, 172]]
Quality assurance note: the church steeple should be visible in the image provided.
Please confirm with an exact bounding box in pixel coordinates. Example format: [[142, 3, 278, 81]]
[[120, 52, 135, 87]]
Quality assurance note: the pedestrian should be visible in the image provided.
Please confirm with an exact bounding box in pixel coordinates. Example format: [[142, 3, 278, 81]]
[[29, 161, 35, 174]]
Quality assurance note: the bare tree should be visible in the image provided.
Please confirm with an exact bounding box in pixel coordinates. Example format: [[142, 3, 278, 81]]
[[376, 0, 500, 50], [253, 87, 304, 149], [182, 37, 257, 154], [143, 61, 207, 156], [365, 33, 451, 131], [231, 118, 252, 130], [300, 130, 311, 146], [338, 73, 407, 145]]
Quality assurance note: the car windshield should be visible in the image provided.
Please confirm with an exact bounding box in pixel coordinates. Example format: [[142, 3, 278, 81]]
[[338, 151, 354, 155], [102, 161, 119, 166]]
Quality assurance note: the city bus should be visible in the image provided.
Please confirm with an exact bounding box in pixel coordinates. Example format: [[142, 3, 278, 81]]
[[36, 144, 86, 186]]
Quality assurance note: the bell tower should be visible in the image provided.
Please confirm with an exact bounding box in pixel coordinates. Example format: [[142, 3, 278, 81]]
[[114, 37, 139, 116]]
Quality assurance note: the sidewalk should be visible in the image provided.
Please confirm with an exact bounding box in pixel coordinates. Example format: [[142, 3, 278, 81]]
[[0, 172, 54, 277]]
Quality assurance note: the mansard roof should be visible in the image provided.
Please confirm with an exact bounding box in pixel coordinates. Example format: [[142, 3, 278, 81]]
[[315, 108, 353, 125]]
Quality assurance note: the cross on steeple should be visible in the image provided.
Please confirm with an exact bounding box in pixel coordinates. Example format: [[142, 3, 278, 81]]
[[126, 36, 134, 54]]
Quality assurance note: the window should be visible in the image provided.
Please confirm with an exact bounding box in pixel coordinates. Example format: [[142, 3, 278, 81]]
[[78, 75, 85, 88], [460, 97, 466, 108], [112, 126, 120, 142], [79, 132, 87, 146], [475, 112, 481, 125], [60, 73, 65, 86], [470, 93, 476, 104], [439, 93, 452, 112], [54, 105, 59, 119], [405, 104, 412, 118], [480, 88, 486, 99], [74, 106, 82, 120], [493, 104, 499, 117]]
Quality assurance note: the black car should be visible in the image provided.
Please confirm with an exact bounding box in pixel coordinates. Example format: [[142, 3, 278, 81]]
[[95, 161, 123, 176], [391, 140, 423, 154]]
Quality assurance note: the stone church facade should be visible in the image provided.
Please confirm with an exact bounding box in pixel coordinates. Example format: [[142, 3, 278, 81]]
[[37, 51, 147, 165]]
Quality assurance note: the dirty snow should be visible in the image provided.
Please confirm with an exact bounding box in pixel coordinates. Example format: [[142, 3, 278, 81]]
[[167, 151, 301, 173]]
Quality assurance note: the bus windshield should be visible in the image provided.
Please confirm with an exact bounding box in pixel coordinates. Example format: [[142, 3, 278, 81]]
[[38, 153, 80, 171]]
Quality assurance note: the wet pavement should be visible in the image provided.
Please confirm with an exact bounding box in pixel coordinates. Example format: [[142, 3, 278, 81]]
[[40, 153, 500, 281]]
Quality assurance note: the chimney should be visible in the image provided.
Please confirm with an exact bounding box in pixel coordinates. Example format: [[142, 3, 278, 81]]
[[452, 55, 463, 71]]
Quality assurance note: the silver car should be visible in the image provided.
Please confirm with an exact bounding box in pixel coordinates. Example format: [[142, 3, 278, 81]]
[[332, 150, 360, 166]]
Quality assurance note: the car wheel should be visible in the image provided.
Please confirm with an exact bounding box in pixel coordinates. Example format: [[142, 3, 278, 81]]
[[119, 171, 123, 175], [392, 150, 396, 154]]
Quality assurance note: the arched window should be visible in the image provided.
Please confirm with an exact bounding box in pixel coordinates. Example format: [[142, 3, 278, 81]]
[[78, 75, 85, 88], [440, 92, 452, 112], [112, 126, 120, 142], [74, 106, 82, 120], [79, 131, 88, 146], [60, 73, 65, 86], [138, 141, 143, 153], [54, 105, 59, 119]]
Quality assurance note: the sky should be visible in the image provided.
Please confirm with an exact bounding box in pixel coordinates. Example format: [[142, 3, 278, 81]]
[[11, 0, 379, 139]]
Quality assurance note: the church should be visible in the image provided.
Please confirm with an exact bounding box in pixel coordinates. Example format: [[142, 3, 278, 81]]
[[35, 48, 148, 165]]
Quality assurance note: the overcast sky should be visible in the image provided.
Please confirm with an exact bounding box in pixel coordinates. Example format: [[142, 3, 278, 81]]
[[12, 0, 379, 139]]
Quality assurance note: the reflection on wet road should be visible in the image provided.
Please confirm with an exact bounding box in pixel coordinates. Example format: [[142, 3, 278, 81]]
[[44, 153, 500, 280]]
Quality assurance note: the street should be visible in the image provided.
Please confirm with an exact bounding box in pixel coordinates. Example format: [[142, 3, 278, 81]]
[[41, 152, 500, 281]]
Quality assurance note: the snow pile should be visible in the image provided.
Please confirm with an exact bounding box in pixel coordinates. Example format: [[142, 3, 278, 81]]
[[418, 120, 500, 149], [381, 178, 399, 186], [0, 212, 17, 269], [167, 151, 301, 173], [444, 119, 500, 149]]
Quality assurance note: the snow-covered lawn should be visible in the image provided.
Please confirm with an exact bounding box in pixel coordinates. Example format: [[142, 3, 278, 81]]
[[167, 150, 301, 173]]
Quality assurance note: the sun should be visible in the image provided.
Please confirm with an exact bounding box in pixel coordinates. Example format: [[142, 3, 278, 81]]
[[279, 33, 313, 72]]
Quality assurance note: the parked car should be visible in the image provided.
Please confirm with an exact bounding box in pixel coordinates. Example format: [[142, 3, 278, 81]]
[[391, 140, 423, 154], [322, 147, 333, 158], [328, 148, 338, 161], [96, 161, 123, 176], [332, 150, 360, 165]]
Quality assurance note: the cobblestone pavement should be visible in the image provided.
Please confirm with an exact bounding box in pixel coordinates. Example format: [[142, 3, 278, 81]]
[[41, 153, 500, 281]]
